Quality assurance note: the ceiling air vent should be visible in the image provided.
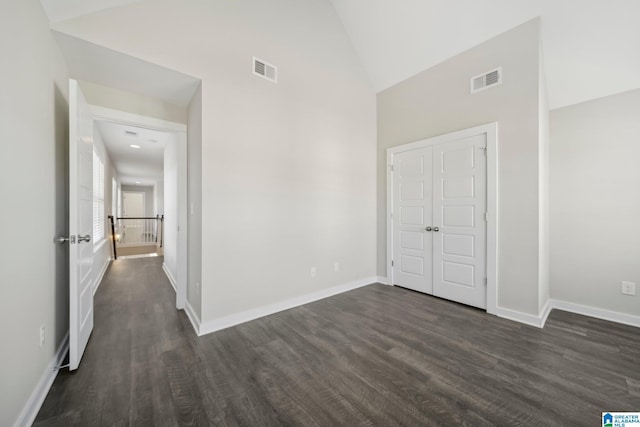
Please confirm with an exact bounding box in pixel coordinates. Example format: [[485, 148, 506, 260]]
[[253, 57, 277, 83], [124, 130, 138, 136], [470, 67, 502, 94]]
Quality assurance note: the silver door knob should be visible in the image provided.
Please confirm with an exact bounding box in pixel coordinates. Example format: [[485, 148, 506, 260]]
[[77, 234, 91, 243], [55, 235, 77, 244], [425, 226, 432, 231], [433, 227, 439, 232]]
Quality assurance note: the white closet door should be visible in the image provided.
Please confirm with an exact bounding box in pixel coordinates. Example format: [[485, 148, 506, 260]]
[[432, 135, 487, 309], [392, 147, 433, 293]]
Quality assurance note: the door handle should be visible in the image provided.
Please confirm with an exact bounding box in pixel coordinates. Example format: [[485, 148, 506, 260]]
[[425, 226, 432, 232], [77, 234, 91, 243], [433, 227, 439, 232], [55, 236, 76, 244]]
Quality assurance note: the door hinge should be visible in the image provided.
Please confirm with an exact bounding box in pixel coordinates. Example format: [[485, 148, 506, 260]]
[[389, 164, 394, 172], [484, 212, 488, 222], [391, 260, 394, 267], [484, 277, 488, 286]]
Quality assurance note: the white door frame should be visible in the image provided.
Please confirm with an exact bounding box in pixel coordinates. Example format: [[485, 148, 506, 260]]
[[386, 122, 498, 315], [91, 106, 188, 310]]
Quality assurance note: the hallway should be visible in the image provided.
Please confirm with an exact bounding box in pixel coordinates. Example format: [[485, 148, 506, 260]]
[[35, 258, 640, 426], [35, 257, 193, 425]]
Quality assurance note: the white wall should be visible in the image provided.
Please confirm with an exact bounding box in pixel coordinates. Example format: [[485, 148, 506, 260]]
[[92, 127, 118, 292], [79, 80, 187, 124], [377, 19, 543, 316], [154, 180, 164, 215], [163, 138, 178, 284], [52, 0, 378, 327], [550, 89, 640, 317], [0, 1, 70, 425]]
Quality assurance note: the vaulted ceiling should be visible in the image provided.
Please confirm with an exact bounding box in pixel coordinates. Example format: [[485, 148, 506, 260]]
[[329, 0, 640, 109], [40, 0, 640, 109]]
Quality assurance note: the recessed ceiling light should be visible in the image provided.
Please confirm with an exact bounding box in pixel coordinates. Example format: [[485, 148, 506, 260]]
[[130, 144, 141, 149], [135, 181, 141, 184]]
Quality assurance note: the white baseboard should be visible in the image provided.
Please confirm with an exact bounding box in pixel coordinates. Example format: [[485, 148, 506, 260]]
[[162, 263, 177, 293], [93, 257, 111, 295], [495, 306, 547, 328], [495, 298, 640, 330], [539, 298, 552, 328], [495, 298, 551, 329], [376, 276, 390, 285], [550, 299, 640, 328], [14, 333, 69, 427], [184, 300, 201, 335], [197, 277, 377, 336]]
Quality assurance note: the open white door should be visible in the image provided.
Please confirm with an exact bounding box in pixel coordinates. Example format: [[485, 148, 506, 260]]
[[69, 79, 94, 371]]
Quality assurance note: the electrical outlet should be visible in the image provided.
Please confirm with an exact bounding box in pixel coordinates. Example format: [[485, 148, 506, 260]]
[[621, 281, 636, 296], [310, 267, 317, 278], [39, 325, 45, 348], [334, 262, 340, 273]]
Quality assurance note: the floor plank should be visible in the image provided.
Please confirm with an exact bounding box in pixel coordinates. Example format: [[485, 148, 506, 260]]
[[35, 257, 640, 426]]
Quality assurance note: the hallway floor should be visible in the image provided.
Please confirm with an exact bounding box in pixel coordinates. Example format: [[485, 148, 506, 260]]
[[35, 258, 640, 426]]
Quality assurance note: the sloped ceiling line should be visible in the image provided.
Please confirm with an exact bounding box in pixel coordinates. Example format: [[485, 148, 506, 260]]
[[40, 0, 640, 109]]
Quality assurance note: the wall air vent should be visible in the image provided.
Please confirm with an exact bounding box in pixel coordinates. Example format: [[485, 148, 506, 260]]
[[470, 67, 502, 94], [253, 57, 277, 83]]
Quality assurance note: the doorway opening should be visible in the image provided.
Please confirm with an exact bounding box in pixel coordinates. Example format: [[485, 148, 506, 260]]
[[57, 31, 202, 370], [90, 103, 189, 312]]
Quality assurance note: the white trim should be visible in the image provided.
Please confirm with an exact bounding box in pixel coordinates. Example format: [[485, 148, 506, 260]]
[[386, 123, 498, 314], [494, 298, 640, 330], [162, 263, 177, 293], [13, 333, 69, 427], [495, 298, 551, 329], [93, 256, 110, 295], [550, 299, 640, 329], [184, 300, 201, 335], [539, 298, 552, 328], [197, 277, 377, 337], [376, 276, 390, 285], [386, 148, 393, 288], [90, 105, 186, 133], [485, 124, 498, 315], [495, 306, 546, 329]]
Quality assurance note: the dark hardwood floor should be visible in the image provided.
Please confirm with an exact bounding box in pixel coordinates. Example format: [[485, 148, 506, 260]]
[[35, 257, 640, 426]]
